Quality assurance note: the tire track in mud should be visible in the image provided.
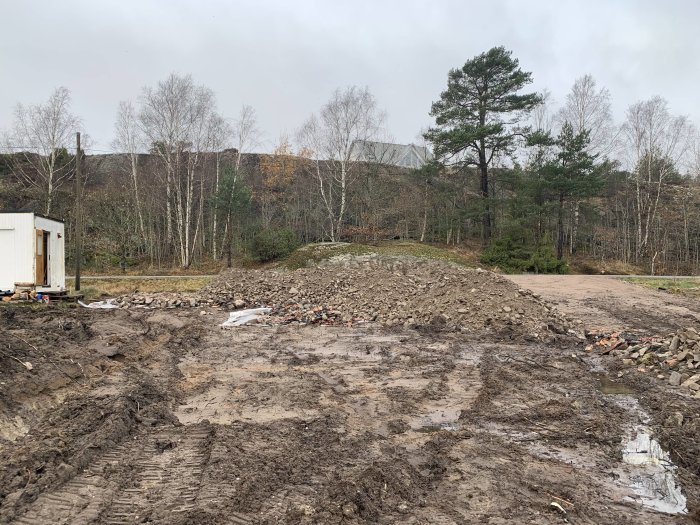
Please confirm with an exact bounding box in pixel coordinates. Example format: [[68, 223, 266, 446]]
[[4, 312, 253, 525], [11, 307, 694, 523], [10, 424, 254, 525], [11, 437, 133, 525], [102, 424, 251, 524], [13, 425, 212, 525], [194, 439, 254, 524], [99, 425, 213, 524]]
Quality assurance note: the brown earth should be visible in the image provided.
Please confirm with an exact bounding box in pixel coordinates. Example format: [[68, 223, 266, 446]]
[[0, 264, 699, 524], [506, 274, 700, 334]]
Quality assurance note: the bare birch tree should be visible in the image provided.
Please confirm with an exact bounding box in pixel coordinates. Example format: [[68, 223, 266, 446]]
[[139, 73, 223, 267], [233, 104, 261, 170], [297, 86, 384, 241], [139, 74, 193, 248], [207, 114, 232, 259], [176, 88, 221, 267], [113, 101, 147, 244], [557, 75, 617, 156], [6, 87, 80, 214], [622, 96, 693, 260], [556, 75, 616, 253]]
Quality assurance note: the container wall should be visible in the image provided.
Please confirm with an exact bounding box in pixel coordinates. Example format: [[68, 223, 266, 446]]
[[0, 213, 34, 291]]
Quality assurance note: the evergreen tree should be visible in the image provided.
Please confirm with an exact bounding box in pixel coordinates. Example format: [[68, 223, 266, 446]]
[[542, 122, 603, 259], [212, 166, 251, 267], [425, 46, 541, 240]]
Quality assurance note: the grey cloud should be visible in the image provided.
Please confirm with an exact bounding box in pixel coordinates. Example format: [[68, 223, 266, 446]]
[[1, 0, 698, 152]]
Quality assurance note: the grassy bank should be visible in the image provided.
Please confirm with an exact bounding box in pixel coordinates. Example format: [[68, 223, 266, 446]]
[[625, 277, 700, 297], [279, 241, 478, 270]]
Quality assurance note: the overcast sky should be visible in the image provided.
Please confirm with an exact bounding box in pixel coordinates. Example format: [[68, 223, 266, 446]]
[[1, 0, 698, 153]]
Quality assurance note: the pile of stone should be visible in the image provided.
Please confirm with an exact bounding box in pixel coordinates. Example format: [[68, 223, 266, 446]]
[[588, 327, 700, 395], [118, 293, 210, 309], [113, 256, 577, 339]]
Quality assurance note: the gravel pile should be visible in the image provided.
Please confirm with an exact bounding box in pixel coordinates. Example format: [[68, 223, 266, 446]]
[[125, 255, 571, 339], [112, 256, 579, 339]]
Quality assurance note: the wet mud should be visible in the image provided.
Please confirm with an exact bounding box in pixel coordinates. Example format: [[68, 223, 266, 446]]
[[1, 306, 699, 523]]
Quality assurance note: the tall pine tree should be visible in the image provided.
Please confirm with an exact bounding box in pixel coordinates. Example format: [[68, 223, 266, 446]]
[[425, 46, 541, 240]]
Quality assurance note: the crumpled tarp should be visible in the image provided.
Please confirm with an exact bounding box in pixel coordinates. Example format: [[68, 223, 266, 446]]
[[220, 307, 271, 328], [78, 299, 120, 309]]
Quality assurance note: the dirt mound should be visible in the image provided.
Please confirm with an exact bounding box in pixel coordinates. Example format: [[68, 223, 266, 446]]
[[196, 255, 575, 340], [109, 256, 578, 340]]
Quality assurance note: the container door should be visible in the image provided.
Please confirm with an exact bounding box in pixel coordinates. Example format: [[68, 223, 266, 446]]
[[35, 229, 47, 285], [43, 231, 50, 286]]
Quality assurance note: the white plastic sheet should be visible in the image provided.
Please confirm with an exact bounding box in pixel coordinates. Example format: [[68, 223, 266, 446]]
[[220, 307, 271, 328], [78, 299, 120, 309]]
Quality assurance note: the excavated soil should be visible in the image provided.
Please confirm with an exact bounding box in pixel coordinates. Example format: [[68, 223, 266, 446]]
[[123, 256, 577, 341], [1, 263, 699, 524]]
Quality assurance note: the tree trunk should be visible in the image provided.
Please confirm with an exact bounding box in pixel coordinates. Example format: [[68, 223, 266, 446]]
[[212, 153, 220, 260], [336, 163, 347, 241], [46, 164, 54, 215], [165, 154, 174, 254], [226, 214, 233, 268], [478, 148, 491, 241], [570, 200, 579, 254], [635, 177, 643, 261], [557, 193, 565, 260], [130, 154, 146, 242]]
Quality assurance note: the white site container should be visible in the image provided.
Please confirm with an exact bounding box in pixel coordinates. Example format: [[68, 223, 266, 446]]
[[0, 212, 66, 293]]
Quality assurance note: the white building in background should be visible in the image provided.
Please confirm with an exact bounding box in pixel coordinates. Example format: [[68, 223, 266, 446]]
[[350, 140, 433, 169], [0, 212, 66, 294]]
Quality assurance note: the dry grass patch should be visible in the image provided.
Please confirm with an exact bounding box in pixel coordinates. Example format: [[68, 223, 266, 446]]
[[67, 277, 212, 301], [569, 256, 646, 275]]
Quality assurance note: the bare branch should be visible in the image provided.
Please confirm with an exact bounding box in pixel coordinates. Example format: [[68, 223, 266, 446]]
[[5, 87, 81, 214]]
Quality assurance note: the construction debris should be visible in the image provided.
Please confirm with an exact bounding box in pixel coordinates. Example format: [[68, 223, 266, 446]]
[[78, 299, 119, 309], [587, 327, 700, 396], [220, 307, 272, 328], [111, 256, 578, 339], [1, 289, 51, 303]]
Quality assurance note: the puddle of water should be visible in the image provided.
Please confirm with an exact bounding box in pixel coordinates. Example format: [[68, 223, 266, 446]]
[[603, 394, 687, 515], [621, 428, 687, 514], [414, 422, 460, 433], [595, 373, 636, 395], [410, 407, 461, 433]]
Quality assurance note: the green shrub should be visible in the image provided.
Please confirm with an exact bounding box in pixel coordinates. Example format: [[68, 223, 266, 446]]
[[481, 236, 532, 272], [251, 228, 300, 262], [527, 243, 568, 274], [481, 234, 568, 274]]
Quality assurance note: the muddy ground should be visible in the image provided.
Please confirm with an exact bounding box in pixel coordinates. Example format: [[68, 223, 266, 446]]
[[1, 272, 699, 524], [508, 274, 700, 334]]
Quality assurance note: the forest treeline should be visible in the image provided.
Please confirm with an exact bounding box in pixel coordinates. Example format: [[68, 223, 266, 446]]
[[1, 47, 699, 274]]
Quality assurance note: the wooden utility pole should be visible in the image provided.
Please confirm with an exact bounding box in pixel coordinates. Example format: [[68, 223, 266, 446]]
[[74, 132, 82, 292]]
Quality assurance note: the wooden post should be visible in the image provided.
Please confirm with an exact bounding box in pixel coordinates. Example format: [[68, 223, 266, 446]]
[[74, 132, 82, 292]]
